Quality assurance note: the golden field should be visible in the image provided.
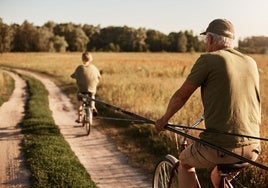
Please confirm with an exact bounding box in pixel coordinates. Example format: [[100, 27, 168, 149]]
[[1, 52, 268, 186], [0, 52, 204, 124], [0, 52, 267, 126]]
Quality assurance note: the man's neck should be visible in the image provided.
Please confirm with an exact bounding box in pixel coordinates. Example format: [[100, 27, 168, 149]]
[[83, 61, 90, 66]]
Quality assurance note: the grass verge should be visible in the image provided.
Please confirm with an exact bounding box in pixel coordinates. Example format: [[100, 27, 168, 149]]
[[20, 74, 97, 187], [0, 70, 15, 106]]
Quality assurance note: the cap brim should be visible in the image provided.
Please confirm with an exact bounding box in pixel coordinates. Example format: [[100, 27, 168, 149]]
[[200, 31, 206, 35]]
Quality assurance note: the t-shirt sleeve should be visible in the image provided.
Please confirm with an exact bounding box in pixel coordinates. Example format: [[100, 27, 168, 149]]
[[71, 66, 79, 78], [186, 55, 210, 87]]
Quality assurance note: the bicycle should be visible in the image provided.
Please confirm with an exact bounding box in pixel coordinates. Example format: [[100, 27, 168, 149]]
[[152, 115, 248, 188], [78, 93, 93, 135]]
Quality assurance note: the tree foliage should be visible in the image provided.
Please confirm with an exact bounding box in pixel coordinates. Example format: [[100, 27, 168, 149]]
[[238, 36, 268, 54], [0, 18, 265, 53], [0, 18, 14, 52], [12, 21, 38, 52], [178, 32, 187, 52], [145, 30, 169, 52]]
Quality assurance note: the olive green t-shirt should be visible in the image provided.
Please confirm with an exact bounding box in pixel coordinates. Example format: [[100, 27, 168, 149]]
[[187, 48, 261, 147], [71, 64, 100, 93]]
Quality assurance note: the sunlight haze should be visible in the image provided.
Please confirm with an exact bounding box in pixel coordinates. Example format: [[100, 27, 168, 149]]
[[1, 0, 268, 42]]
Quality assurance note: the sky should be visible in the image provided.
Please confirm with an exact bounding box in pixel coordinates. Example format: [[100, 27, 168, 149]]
[[1, 0, 268, 43]]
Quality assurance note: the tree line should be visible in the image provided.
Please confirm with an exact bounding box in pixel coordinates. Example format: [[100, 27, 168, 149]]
[[0, 18, 267, 53], [238, 36, 268, 54]]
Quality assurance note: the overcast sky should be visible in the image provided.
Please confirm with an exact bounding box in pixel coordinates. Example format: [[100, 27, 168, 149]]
[[1, 0, 268, 42]]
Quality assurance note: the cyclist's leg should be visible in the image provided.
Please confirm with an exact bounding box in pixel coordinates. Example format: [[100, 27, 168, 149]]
[[178, 142, 216, 188], [91, 93, 98, 116], [76, 100, 83, 122], [178, 163, 200, 188], [210, 166, 221, 188], [76, 94, 83, 122], [91, 93, 95, 109]]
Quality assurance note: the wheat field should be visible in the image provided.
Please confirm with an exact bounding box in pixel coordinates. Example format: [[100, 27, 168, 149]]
[[1, 52, 268, 185], [0, 52, 266, 125]]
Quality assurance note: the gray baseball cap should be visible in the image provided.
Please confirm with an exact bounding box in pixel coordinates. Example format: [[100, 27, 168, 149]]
[[200, 19, 235, 39]]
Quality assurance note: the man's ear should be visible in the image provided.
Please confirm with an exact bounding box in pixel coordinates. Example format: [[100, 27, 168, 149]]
[[207, 34, 213, 45], [207, 35, 212, 45]]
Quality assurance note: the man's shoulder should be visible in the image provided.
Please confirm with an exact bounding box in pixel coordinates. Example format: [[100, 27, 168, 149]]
[[200, 50, 233, 61], [197, 52, 222, 63], [74, 65, 84, 72], [77, 64, 84, 69], [88, 64, 100, 71], [201, 50, 227, 57]]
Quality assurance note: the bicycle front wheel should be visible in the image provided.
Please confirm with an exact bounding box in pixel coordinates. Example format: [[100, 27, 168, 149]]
[[85, 108, 93, 135], [82, 112, 86, 127], [153, 154, 179, 188]]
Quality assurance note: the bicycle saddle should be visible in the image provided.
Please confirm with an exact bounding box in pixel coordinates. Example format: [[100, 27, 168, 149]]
[[217, 162, 249, 172]]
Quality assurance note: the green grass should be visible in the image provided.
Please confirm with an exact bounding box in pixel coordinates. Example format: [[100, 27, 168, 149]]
[[20, 74, 97, 187], [0, 70, 15, 106]]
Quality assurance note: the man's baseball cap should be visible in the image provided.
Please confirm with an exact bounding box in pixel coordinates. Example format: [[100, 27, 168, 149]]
[[200, 19, 235, 39]]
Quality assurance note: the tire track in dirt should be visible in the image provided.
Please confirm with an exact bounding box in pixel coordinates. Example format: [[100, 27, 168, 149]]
[[16, 69, 151, 188], [0, 70, 30, 187]]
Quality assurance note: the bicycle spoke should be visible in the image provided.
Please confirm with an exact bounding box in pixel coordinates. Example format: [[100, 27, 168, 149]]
[[153, 157, 178, 188]]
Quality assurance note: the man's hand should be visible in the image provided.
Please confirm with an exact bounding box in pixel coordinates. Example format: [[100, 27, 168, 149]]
[[155, 117, 167, 133]]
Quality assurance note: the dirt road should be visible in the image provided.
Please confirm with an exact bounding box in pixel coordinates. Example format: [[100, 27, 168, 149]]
[[0, 71, 30, 187], [12, 69, 151, 188]]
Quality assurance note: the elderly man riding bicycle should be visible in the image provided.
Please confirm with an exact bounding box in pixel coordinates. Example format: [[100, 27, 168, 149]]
[[155, 18, 261, 188]]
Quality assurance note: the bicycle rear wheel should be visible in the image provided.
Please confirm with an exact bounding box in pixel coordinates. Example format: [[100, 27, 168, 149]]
[[153, 154, 179, 188]]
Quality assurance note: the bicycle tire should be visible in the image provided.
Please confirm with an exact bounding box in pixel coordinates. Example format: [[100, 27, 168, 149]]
[[152, 154, 179, 188], [85, 108, 93, 135], [82, 112, 86, 127]]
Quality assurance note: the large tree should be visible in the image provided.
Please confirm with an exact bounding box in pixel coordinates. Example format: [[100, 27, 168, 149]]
[[51, 35, 68, 52], [177, 32, 187, 52], [54, 23, 88, 51], [34, 27, 54, 51], [12, 20, 38, 51], [88, 26, 147, 52], [68, 27, 89, 51], [168, 32, 187, 52], [0, 18, 13, 52], [239, 36, 268, 54], [145, 30, 169, 52]]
